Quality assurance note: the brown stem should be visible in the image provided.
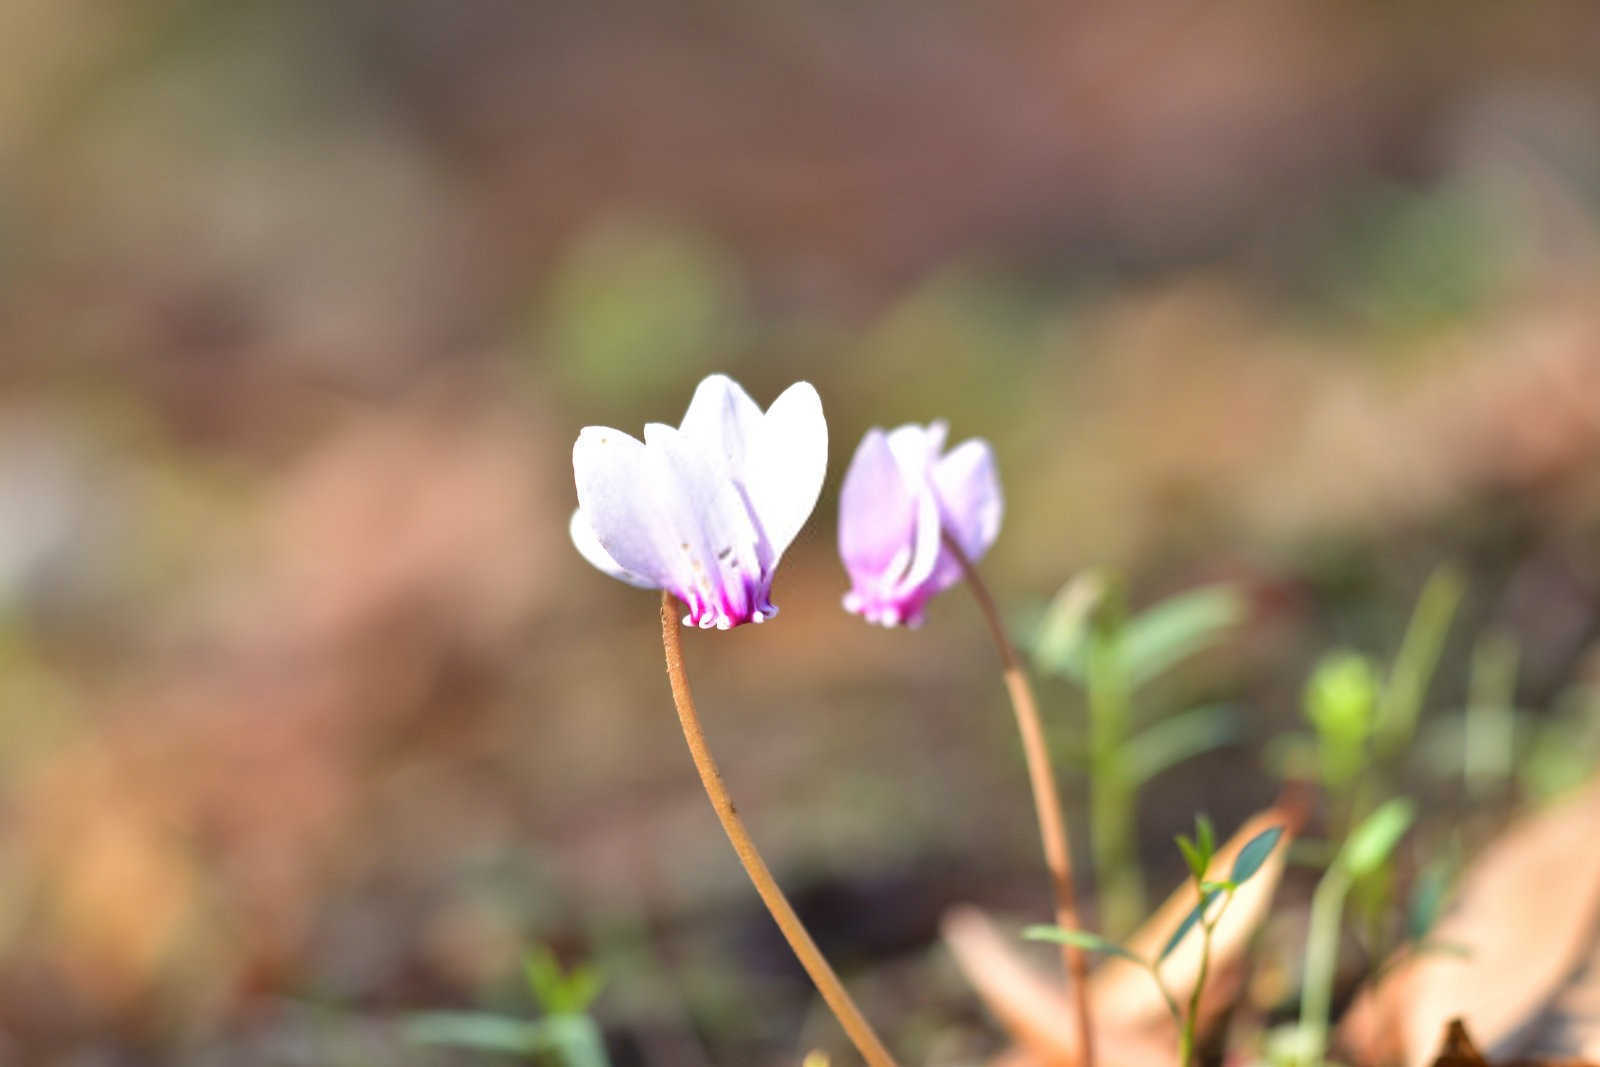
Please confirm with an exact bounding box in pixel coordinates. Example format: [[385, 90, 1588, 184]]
[[659, 593, 899, 1067], [944, 534, 1098, 1067]]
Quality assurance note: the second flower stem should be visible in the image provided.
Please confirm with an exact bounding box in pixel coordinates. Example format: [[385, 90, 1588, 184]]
[[660, 593, 899, 1067], [945, 535, 1097, 1067]]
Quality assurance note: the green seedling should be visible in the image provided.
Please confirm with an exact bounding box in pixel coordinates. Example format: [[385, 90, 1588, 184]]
[[405, 945, 610, 1066], [1032, 576, 1246, 935], [1027, 820, 1284, 1067]]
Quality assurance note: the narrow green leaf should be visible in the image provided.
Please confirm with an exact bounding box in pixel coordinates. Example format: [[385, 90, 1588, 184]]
[[1339, 798, 1416, 878], [524, 945, 565, 1011], [1124, 705, 1239, 786], [1407, 852, 1457, 942], [1023, 925, 1145, 965], [523, 944, 605, 1015], [1158, 889, 1220, 962], [1176, 835, 1206, 881], [1122, 585, 1247, 688], [1195, 815, 1216, 863], [1376, 565, 1464, 756], [1230, 826, 1285, 885], [1031, 572, 1109, 679], [404, 1012, 556, 1055], [562, 964, 605, 1014]]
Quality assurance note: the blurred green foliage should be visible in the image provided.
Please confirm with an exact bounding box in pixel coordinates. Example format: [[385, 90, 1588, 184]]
[[546, 220, 746, 404]]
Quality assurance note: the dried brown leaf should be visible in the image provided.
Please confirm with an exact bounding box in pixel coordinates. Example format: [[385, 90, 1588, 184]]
[[945, 799, 1303, 1065], [1340, 778, 1600, 1067], [1425, 1017, 1600, 1067]]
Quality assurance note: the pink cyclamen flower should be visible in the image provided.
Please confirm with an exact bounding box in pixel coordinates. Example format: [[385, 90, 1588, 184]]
[[838, 421, 1003, 627], [571, 374, 827, 629]]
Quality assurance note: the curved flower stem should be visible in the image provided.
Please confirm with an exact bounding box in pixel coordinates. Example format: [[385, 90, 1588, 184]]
[[659, 593, 899, 1067], [944, 535, 1097, 1067]]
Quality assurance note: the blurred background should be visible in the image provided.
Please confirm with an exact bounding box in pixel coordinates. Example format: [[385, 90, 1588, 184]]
[[5, 1, 1600, 1063]]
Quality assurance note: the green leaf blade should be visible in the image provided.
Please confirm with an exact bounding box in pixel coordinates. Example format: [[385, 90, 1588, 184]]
[[1176, 835, 1206, 881], [1158, 889, 1220, 963], [1339, 798, 1416, 878], [1023, 925, 1144, 965], [1124, 705, 1239, 786], [1230, 826, 1285, 886], [1122, 585, 1247, 688], [404, 1012, 556, 1055]]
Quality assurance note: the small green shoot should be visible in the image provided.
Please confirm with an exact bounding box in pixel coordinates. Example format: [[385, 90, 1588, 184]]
[[1305, 651, 1378, 796], [525, 944, 605, 1016], [405, 945, 610, 1066], [1025, 820, 1284, 1067], [1297, 799, 1416, 1067], [1032, 577, 1247, 936], [1374, 565, 1463, 759]]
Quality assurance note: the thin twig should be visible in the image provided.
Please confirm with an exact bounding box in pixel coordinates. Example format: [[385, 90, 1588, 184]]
[[660, 592, 899, 1067], [944, 534, 1097, 1067]]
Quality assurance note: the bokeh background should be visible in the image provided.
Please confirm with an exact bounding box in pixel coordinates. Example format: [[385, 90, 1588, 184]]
[[5, 1, 1600, 1063]]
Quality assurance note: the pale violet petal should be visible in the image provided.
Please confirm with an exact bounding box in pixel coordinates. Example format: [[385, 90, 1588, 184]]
[[900, 484, 945, 594], [569, 509, 657, 588], [838, 428, 917, 579], [885, 421, 948, 485], [677, 373, 763, 475], [743, 380, 826, 561], [932, 437, 1004, 562]]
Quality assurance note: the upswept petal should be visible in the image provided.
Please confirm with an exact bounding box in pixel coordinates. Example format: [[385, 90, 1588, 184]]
[[572, 426, 687, 592], [569, 509, 656, 588], [885, 420, 948, 484], [932, 438, 1003, 562], [838, 429, 917, 576], [742, 381, 827, 563], [677, 373, 764, 475]]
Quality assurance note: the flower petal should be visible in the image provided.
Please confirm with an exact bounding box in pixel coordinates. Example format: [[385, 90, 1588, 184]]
[[885, 420, 948, 485], [838, 427, 948, 626], [932, 437, 1004, 562], [569, 508, 657, 588], [572, 425, 690, 593], [900, 482, 946, 596], [641, 422, 770, 627], [839, 429, 917, 579], [678, 373, 763, 474], [742, 381, 827, 560]]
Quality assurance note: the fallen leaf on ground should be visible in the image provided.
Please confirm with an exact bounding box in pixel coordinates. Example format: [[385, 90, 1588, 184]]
[[945, 797, 1305, 1066], [1340, 777, 1600, 1067], [1425, 1017, 1599, 1067]]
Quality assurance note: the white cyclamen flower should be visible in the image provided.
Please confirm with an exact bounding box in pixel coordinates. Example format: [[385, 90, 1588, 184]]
[[571, 374, 827, 629]]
